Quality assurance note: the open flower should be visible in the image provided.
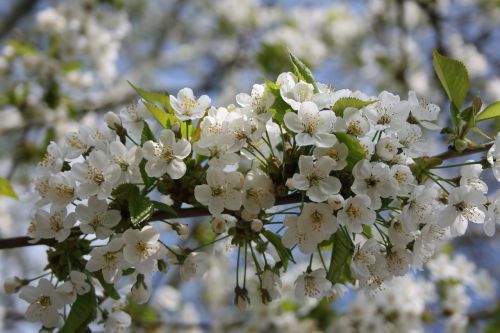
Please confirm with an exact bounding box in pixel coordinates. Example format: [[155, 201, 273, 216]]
[[351, 159, 398, 209], [282, 215, 316, 254], [35, 207, 76, 242], [298, 203, 338, 243], [170, 88, 211, 121], [439, 187, 486, 236], [143, 129, 191, 179], [287, 155, 341, 202], [86, 238, 125, 283], [337, 195, 375, 233], [295, 268, 331, 299], [180, 252, 208, 281], [487, 133, 500, 182], [284, 101, 337, 147], [313, 142, 349, 170], [71, 150, 121, 199], [76, 196, 121, 239], [122, 226, 164, 274], [19, 278, 66, 328], [194, 168, 243, 215]]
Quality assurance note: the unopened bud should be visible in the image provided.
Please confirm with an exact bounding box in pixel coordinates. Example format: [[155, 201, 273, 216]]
[[105, 112, 121, 130], [158, 259, 169, 273], [251, 219, 263, 232], [173, 223, 189, 236], [327, 194, 344, 210], [454, 139, 467, 152], [234, 286, 250, 312], [4, 276, 24, 294], [171, 122, 181, 133], [211, 216, 226, 234]]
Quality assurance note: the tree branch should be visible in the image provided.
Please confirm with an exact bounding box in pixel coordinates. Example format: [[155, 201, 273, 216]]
[[432, 142, 493, 161], [0, 194, 302, 250], [0, 141, 494, 250]]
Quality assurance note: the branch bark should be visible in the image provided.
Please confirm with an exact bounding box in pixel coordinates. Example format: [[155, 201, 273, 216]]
[[0, 141, 494, 250], [0, 194, 302, 250]]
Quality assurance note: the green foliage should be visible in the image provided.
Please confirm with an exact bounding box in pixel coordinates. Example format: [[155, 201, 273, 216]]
[[265, 80, 292, 125], [128, 81, 179, 128], [476, 101, 500, 122], [111, 184, 154, 226], [331, 97, 376, 117], [59, 285, 97, 333], [7, 40, 37, 56], [151, 200, 177, 217], [61, 61, 81, 73], [262, 229, 295, 270], [0, 177, 17, 199], [93, 271, 120, 300], [432, 50, 470, 131], [432, 50, 470, 111], [140, 121, 156, 145], [46, 238, 91, 281], [257, 43, 290, 77], [326, 231, 354, 283], [334, 132, 365, 172], [289, 52, 319, 93]]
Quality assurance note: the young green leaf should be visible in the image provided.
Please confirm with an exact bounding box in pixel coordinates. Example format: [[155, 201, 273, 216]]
[[288, 52, 319, 93], [265, 80, 292, 125], [326, 231, 354, 282], [432, 50, 470, 111], [59, 286, 97, 333], [262, 229, 295, 270], [334, 132, 365, 172], [476, 101, 500, 122], [331, 97, 376, 117], [0, 177, 17, 199], [129, 196, 154, 226], [140, 121, 156, 145], [151, 200, 178, 217]]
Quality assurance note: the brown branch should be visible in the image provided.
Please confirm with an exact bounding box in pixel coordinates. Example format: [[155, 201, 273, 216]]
[[0, 194, 302, 250], [0, 0, 38, 40], [0, 141, 494, 250], [432, 142, 493, 161]]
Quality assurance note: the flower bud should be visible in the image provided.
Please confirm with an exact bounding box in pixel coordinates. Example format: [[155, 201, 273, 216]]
[[171, 122, 181, 133], [251, 219, 263, 232], [105, 112, 121, 130], [4, 276, 24, 294], [157, 259, 169, 273], [327, 194, 344, 210], [234, 286, 250, 312], [131, 274, 150, 304], [173, 223, 189, 236], [211, 216, 226, 234]]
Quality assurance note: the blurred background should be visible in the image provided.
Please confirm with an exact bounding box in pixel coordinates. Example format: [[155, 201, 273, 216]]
[[0, 0, 499, 332]]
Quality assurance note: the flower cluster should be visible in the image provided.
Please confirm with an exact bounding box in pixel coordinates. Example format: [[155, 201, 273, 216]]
[[4, 54, 500, 331]]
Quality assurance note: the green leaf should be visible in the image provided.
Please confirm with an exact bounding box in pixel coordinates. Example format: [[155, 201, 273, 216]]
[[143, 100, 179, 129], [62, 61, 81, 73], [326, 231, 354, 283], [334, 132, 365, 172], [128, 81, 179, 128], [129, 196, 154, 226], [331, 97, 376, 117], [476, 101, 500, 122], [432, 50, 470, 111], [288, 52, 319, 93], [111, 183, 154, 225], [262, 229, 295, 270], [0, 177, 17, 199], [257, 43, 290, 76], [140, 121, 156, 145], [7, 40, 37, 56], [93, 271, 120, 300], [265, 80, 292, 125], [59, 286, 97, 333], [151, 200, 178, 217]]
